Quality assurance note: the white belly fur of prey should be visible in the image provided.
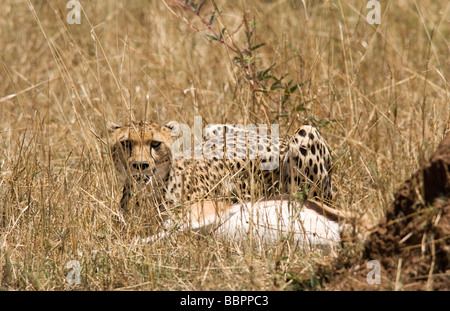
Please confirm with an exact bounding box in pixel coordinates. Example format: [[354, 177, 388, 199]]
[[144, 199, 343, 249], [216, 200, 341, 246]]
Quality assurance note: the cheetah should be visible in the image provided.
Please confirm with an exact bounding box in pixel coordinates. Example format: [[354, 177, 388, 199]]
[[108, 120, 340, 246]]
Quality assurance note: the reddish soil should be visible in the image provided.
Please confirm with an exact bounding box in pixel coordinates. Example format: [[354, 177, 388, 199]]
[[318, 134, 450, 290]]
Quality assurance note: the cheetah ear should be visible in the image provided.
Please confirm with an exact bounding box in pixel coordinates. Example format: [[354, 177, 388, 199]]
[[107, 121, 121, 133], [162, 121, 180, 135]]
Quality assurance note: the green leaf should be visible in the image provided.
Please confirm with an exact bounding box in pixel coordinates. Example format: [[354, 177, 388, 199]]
[[250, 42, 266, 51], [295, 104, 307, 112], [196, 0, 206, 14], [290, 84, 299, 93], [204, 34, 218, 41], [209, 14, 216, 25]]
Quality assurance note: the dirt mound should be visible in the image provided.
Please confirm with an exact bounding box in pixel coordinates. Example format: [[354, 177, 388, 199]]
[[322, 134, 450, 290]]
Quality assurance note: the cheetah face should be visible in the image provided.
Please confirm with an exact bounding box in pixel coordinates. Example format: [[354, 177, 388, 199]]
[[107, 121, 174, 186]]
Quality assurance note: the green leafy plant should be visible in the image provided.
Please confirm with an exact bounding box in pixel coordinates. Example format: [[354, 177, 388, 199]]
[[169, 0, 314, 125]]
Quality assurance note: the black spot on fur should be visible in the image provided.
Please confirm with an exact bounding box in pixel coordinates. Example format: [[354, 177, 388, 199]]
[[293, 156, 301, 168], [299, 129, 306, 137], [300, 147, 307, 156], [313, 164, 318, 175]]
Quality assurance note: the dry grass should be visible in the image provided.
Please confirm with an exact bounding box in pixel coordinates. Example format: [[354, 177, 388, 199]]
[[0, 0, 449, 290]]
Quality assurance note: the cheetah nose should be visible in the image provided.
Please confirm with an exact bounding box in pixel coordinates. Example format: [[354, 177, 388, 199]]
[[132, 162, 150, 171]]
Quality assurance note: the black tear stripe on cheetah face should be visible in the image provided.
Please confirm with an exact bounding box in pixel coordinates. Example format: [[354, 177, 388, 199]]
[[109, 121, 333, 209]]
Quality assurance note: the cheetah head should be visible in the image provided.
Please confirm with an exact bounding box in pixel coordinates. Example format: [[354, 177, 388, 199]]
[[107, 120, 175, 186]]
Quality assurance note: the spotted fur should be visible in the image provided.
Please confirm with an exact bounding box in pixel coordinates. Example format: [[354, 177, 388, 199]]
[[108, 120, 333, 210]]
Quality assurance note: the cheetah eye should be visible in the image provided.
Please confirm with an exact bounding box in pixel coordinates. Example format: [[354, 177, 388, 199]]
[[151, 141, 162, 149], [120, 140, 132, 155]]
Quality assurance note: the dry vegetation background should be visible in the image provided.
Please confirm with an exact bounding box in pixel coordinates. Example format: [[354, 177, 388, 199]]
[[0, 0, 449, 290]]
